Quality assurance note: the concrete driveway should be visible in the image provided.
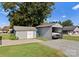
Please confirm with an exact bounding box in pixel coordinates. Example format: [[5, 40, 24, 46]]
[[41, 39, 79, 57], [1, 39, 42, 46]]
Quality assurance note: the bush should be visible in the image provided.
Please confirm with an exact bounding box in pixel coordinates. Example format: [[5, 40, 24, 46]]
[[9, 34, 16, 40], [0, 36, 2, 40], [2, 34, 17, 40]]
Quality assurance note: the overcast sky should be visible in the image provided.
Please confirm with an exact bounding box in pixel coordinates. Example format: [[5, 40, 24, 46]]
[[0, 2, 79, 28]]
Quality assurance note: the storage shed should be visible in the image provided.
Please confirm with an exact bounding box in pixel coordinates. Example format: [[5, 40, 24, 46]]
[[14, 26, 37, 39], [36, 23, 63, 40]]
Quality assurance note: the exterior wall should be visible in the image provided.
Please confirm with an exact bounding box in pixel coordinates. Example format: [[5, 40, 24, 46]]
[[33, 31, 36, 38], [73, 27, 79, 35], [27, 31, 36, 39], [68, 31, 73, 35], [37, 26, 52, 40], [68, 31, 79, 36], [16, 31, 36, 39], [16, 31, 27, 39]]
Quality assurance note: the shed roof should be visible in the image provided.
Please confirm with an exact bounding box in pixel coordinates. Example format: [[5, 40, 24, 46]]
[[63, 26, 76, 31], [14, 26, 37, 31], [36, 23, 62, 28]]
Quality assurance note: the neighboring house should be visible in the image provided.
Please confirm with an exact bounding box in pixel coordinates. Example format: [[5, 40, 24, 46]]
[[14, 26, 37, 39], [36, 23, 63, 40], [2, 26, 10, 33], [63, 26, 79, 35]]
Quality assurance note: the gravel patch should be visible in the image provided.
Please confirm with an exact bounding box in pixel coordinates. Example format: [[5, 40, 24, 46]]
[[41, 39, 79, 57]]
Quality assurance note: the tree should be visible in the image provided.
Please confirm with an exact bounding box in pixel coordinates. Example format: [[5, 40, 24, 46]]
[[58, 21, 62, 25], [49, 21, 62, 24], [49, 21, 58, 23], [61, 19, 73, 26], [2, 2, 54, 27]]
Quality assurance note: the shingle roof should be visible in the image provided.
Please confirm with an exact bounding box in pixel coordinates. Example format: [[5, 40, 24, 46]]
[[36, 23, 62, 28], [63, 26, 76, 31], [14, 26, 37, 31]]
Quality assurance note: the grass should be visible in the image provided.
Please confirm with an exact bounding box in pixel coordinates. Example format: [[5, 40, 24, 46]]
[[0, 43, 65, 57], [38, 37, 48, 41], [1, 34, 16, 40], [63, 35, 79, 41]]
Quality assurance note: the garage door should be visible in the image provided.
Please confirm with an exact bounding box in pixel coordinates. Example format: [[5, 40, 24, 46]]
[[27, 31, 34, 39], [16, 31, 27, 39]]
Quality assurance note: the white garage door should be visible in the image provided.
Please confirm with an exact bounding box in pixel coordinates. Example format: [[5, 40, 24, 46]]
[[16, 31, 27, 39], [27, 31, 35, 39]]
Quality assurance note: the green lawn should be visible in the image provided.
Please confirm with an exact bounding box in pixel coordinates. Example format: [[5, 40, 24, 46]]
[[63, 35, 79, 41], [0, 43, 65, 57]]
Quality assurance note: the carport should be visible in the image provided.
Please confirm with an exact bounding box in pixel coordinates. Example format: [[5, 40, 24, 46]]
[[36, 23, 63, 40]]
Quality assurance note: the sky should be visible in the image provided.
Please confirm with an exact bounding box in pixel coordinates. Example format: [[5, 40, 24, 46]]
[[0, 2, 79, 28], [47, 2, 79, 26], [0, 3, 9, 28]]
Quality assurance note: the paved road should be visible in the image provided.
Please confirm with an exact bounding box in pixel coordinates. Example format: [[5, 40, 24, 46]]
[[41, 39, 79, 57]]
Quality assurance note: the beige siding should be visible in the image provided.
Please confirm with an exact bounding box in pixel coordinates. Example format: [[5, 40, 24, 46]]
[[16, 31, 27, 39], [16, 31, 36, 39]]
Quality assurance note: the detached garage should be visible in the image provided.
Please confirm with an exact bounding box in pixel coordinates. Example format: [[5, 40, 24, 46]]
[[14, 26, 37, 39]]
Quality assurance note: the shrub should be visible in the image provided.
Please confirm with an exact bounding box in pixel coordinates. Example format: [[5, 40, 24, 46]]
[[9, 34, 16, 40], [2, 34, 16, 40], [0, 36, 2, 40]]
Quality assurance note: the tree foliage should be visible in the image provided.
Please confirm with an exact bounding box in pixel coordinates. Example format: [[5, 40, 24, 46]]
[[61, 19, 73, 26], [2, 2, 54, 27]]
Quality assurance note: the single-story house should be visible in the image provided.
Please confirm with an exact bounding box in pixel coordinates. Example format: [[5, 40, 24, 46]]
[[36, 23, 63, 40], [14, 26, 37, 39], [63, 26, 79, 35]]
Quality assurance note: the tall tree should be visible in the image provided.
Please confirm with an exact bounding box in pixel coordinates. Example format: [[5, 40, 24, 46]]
[[58, 21, 62, 25], [61, 19, 73, 26], [2, 2, 54, 27]]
